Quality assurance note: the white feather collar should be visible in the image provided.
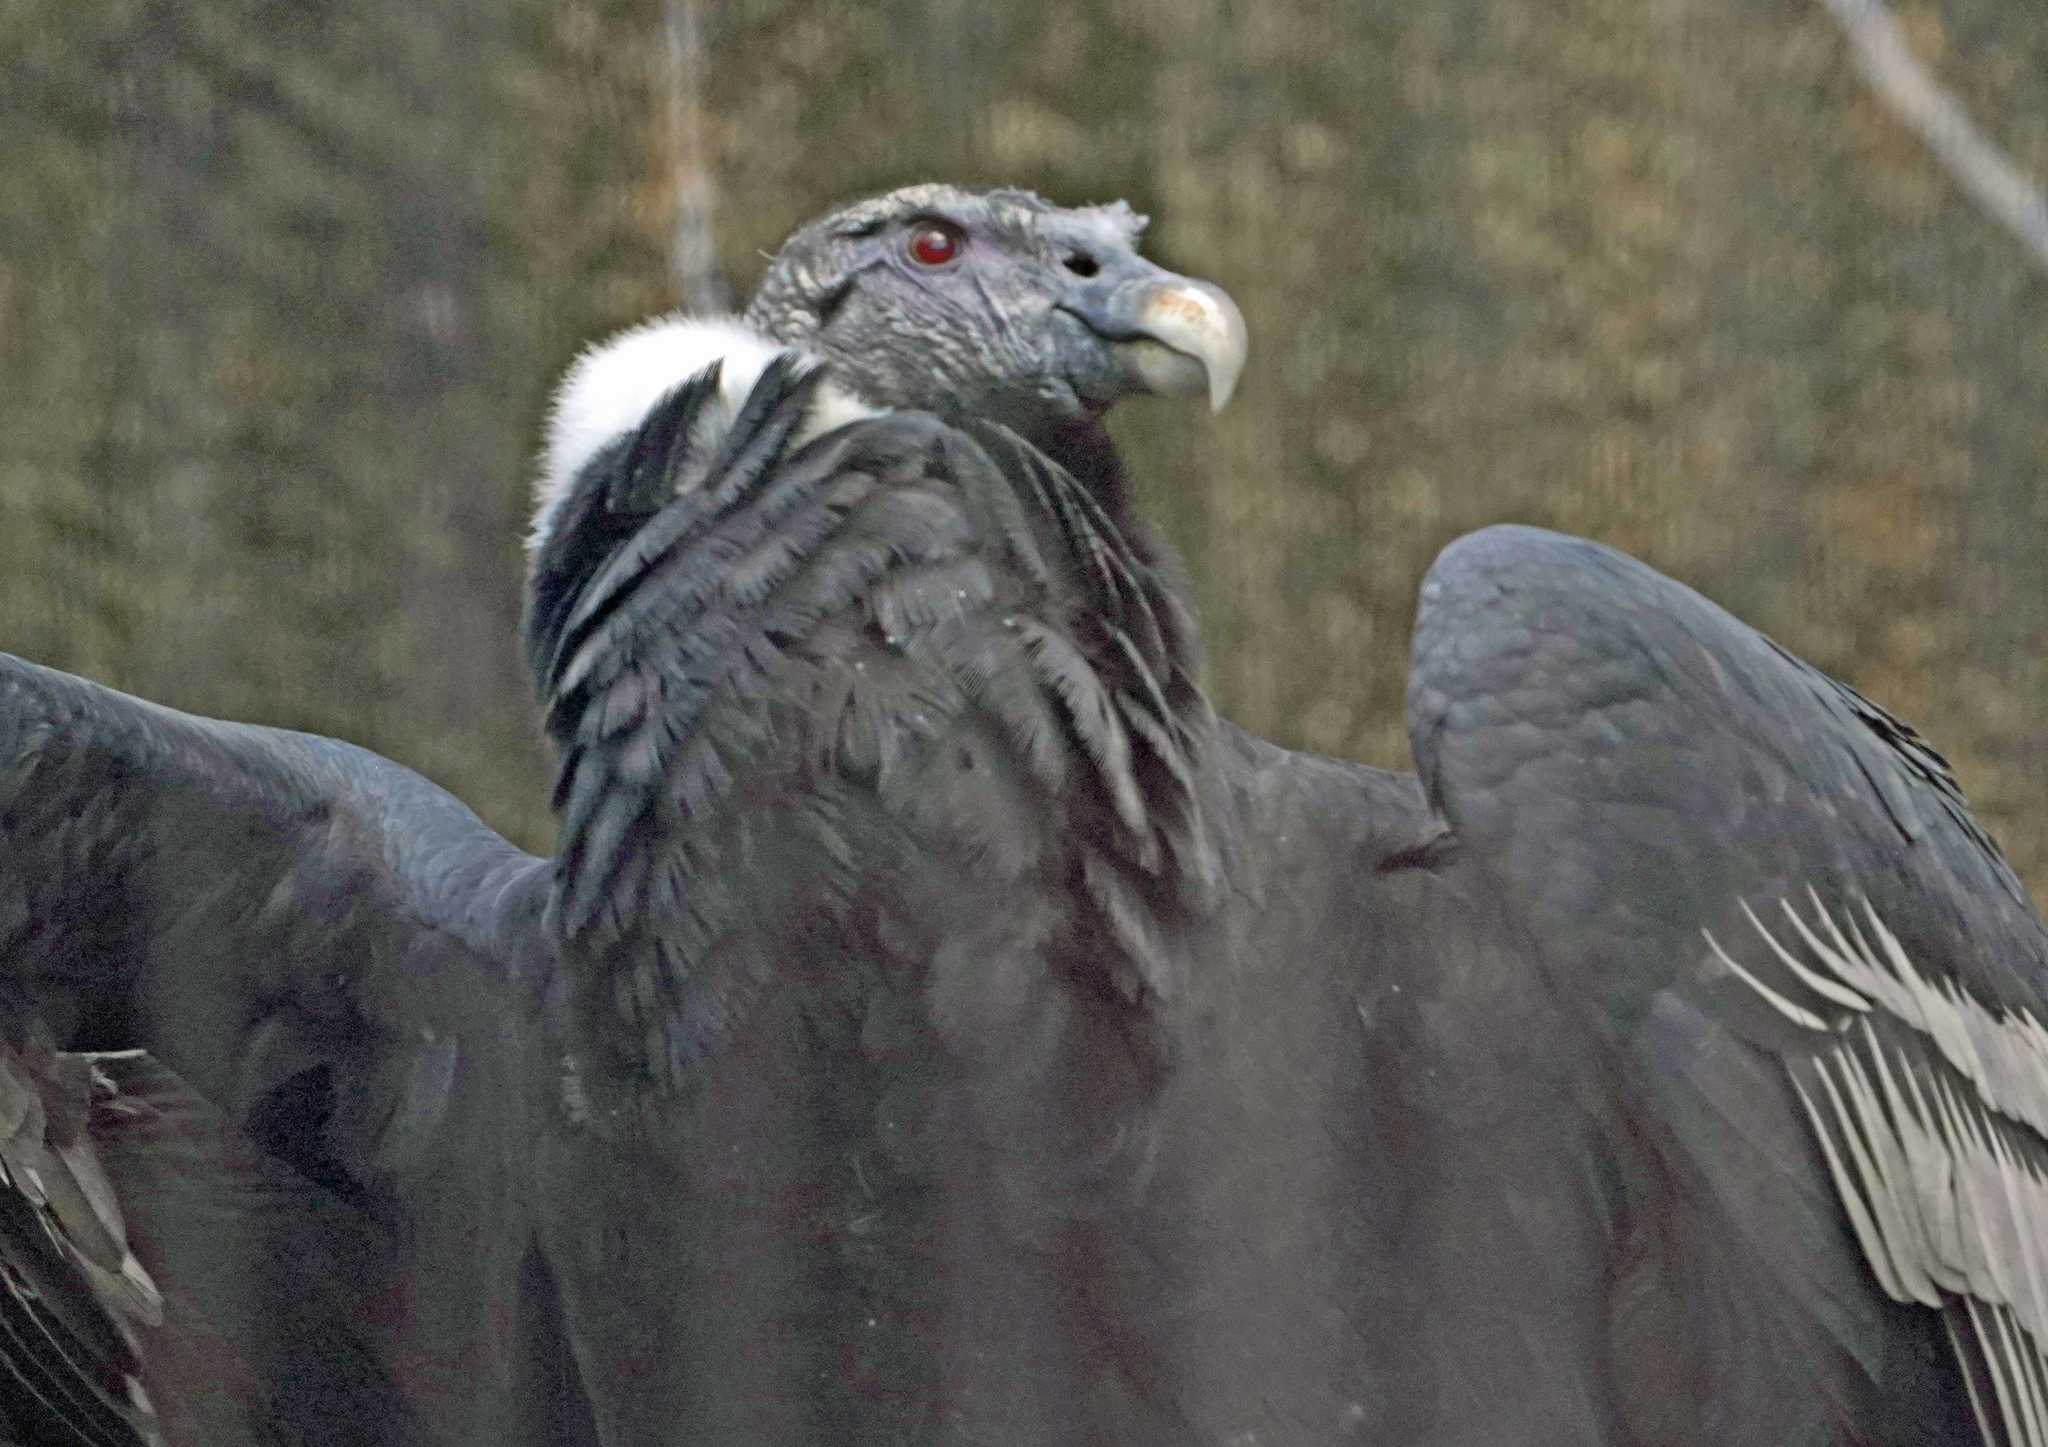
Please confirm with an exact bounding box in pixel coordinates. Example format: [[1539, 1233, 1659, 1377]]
[[529, 314, 881, 554]]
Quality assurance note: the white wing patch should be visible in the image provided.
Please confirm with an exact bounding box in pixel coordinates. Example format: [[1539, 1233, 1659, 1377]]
[[1712, 891, 2048, 1141], [0, 1047, 164, 1442], [529, 314, 883, 555], [1710, 892, 2048, 1447]]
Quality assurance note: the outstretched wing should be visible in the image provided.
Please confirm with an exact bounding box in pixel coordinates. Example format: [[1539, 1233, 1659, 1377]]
[[0, 654, 549, 1444], [1407, 524, 2048, 1446]]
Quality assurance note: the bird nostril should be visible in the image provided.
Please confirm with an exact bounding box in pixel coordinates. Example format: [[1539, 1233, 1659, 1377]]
[[1064, 253, 1100, 278]]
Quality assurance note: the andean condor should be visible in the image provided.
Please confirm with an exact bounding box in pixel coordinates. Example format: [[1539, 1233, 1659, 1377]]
[[1, 183, 2044, 1446]]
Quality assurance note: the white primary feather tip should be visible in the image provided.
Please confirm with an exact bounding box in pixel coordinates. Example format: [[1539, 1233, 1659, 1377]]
[[528, 314, 882, 554]]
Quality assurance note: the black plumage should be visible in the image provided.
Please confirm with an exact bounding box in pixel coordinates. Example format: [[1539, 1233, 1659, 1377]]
[[2, 182, 2044, 1445]]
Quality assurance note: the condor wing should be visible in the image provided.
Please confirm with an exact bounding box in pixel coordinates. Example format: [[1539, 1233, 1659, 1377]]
[[1407, 525, 2048, 1446]]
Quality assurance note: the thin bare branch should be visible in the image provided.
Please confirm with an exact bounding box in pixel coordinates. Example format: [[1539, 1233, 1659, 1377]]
[[664, 0, 729, 312], [1818, 0, 2048, 276]]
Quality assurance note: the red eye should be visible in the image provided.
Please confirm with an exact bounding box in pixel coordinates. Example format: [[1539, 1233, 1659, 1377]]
[[908, 222, 963, 266]]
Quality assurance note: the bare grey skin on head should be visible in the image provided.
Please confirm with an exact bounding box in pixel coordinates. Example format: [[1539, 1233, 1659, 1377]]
[[741, 183, 1246, 441]]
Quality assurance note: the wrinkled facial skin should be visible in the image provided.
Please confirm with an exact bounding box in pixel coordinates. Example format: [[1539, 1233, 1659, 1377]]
[[742, 184, 1217, 445]]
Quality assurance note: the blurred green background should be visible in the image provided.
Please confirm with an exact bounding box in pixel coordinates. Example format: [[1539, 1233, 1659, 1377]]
[[4, 0, 2045, 888]]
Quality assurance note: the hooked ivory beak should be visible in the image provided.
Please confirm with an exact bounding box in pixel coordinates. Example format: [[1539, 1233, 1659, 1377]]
[[1110, 278, 1248, 413]]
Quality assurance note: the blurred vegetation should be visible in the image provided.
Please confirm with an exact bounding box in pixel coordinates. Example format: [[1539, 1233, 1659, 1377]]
[[3, 0, 2045, 891]]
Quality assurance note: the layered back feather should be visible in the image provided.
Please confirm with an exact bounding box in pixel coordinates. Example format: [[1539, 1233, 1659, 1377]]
[[523, 323, 1221, 1114]]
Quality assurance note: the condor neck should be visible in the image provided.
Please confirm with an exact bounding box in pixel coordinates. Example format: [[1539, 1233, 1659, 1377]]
[[1037, 415, 1138, 529]]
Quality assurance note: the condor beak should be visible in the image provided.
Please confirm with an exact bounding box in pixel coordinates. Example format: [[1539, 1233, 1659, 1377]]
[[1062, 266, 1248, 413]]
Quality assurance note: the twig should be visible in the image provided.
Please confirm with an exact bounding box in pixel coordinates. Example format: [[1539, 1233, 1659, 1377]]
[[1817, 0, 2048, 277], [664, 0, 729, 312]]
